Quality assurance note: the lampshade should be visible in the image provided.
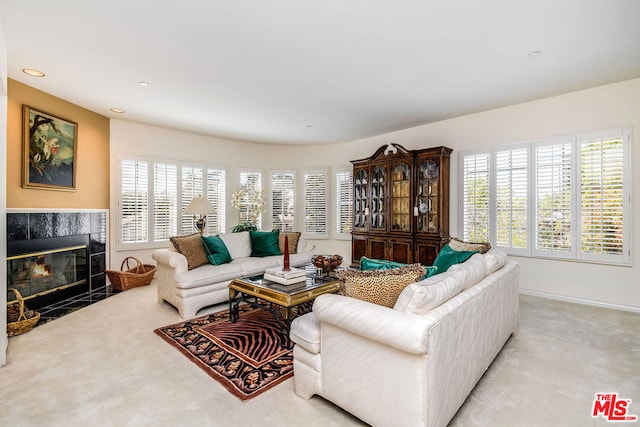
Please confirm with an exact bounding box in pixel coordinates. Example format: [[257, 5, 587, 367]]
[[184, 197, 215, 215]]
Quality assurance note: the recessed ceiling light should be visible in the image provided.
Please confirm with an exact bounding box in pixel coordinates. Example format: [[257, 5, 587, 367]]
[[305, 124, 313, 128], [110, 108, 125, 114], [22, 68, 45, 77], [528, 50, 542, 58], [139, 81, 149, 87]]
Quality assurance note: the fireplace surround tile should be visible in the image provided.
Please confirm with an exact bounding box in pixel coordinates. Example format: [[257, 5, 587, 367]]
[[7, 209, 110, 320]]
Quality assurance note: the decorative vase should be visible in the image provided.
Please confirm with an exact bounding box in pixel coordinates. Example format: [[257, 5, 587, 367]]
[[283, 234, 290, 271]]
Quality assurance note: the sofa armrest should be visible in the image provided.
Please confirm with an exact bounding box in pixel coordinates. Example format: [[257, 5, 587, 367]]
[[152, 248, 188, 273], [313, 294, 434, 354]]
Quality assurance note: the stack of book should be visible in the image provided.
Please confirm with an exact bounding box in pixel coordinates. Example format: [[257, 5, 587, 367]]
[[263, 267, 307, 290]]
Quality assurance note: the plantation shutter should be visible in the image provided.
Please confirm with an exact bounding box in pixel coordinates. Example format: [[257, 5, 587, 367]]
[[271, 171, 295, 232], [206, 168, 226, 234], [239, 171, 263, 229], [120, 159, 149, 244], [181, 165, 204, 234], [461, 152, 490, 242], [335, 168, 353, 238], [579, 130, 628, 263], [495, 147, 528, 250], [534, 140, 573, 256], [303, 171, 328, 236], [152, 162, 178, 242]]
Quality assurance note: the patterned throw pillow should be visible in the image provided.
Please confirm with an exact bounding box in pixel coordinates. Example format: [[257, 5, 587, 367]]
[[336, 264, 426, 308], [448, 237, 491, 254], [170, 233, 209, 270], [278, 231, 301, 254]]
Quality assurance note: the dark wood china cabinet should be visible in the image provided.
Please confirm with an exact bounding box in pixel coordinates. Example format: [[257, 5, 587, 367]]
[[350, 144, 452, 268]]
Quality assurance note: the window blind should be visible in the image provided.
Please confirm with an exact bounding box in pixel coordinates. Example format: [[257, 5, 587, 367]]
[[303, 171, 328, 236], [271, 171, 295, 232], [461, 153, 490, 242], [181, 165, 204, 235], [335, 168, 353, 238], [239, 170, 263, 229], [152, 162, 178, 242], [120, 159, 149, 244], [495, 147, 527, 249], [206, 168, 226, 235]]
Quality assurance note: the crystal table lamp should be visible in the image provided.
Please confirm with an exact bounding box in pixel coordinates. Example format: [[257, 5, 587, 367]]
[[184, 196, 215, 234]]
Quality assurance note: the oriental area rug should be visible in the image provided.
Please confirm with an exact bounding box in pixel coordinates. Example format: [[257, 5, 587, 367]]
[[154, 305, 294, 401]]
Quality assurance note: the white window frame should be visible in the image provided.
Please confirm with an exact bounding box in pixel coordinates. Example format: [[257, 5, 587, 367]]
[[117, 155, 227, 250], [270, 170, 296, 232], [335, 167, 353, 240], [302, 169, 329, 239], [238, 169, 264, 230], [459, 128, 631, 266]]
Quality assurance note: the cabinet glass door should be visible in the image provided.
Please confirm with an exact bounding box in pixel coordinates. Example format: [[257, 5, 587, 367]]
[[391, 163, 411, 232], [370, 166, 386, 230], [416, 160, 439, 233], [353, 169, 368, 229]]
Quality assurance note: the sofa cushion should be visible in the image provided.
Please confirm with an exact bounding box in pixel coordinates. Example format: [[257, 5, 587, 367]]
[[290, 313, 321, 354], [448, 237, 491, 254], [433, 244, 478, 275], [219, 231, 252, 259], [231, 256, 281, 277], [201, 235, 232, 265], [485, 248, 507, 275], [336, 264, 426, 308], [174, 262, 244, 289], [250, 230, 282, 257], [393, 268, 469, 315], [170, 233, 208, 270], [278, 231, 301, 254], [448, 253, 486, 289]]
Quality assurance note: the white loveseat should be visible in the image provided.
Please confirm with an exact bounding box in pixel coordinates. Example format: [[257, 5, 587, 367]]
[[290, 250, 518, 427], [152, 231, 312, 318]]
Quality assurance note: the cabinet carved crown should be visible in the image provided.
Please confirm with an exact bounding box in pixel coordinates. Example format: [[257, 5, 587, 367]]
[[350, 144, 452, 268]]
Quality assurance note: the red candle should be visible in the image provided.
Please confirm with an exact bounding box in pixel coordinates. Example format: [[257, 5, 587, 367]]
[[283, 234, 290, 271]]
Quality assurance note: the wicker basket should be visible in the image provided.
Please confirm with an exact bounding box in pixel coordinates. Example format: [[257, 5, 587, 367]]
[[7, 288, 41, 336], [106, 257, 157, 291]]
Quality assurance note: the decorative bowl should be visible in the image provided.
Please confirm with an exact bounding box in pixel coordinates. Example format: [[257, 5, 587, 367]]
[[312, 254, 344, 273]]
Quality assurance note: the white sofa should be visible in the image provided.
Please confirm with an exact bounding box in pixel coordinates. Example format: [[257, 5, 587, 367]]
[[290, 250, 519, 427], [152, 231, 313, 318]]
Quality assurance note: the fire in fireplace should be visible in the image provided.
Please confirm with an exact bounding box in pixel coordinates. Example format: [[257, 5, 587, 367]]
[[7, 235, 90, 305]]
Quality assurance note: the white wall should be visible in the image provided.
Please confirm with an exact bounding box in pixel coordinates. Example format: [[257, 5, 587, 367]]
[[110, 77, 640, 311]]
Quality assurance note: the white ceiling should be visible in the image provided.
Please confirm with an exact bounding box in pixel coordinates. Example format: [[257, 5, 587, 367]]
[[2, 0, 640, 145]]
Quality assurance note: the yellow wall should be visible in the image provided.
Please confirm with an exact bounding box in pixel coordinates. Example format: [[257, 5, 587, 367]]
[[6, 79, 109, 209]]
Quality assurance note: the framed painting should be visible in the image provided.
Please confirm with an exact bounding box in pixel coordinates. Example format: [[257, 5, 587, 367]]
[[22, 105, 78, 191]]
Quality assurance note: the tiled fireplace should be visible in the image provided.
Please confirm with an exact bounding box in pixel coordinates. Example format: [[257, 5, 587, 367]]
[[6, 209, 109, 323]]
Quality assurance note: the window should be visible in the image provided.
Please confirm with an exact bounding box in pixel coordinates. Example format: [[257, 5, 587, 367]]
[[460, 128, 630, 265], [238, 170, 263, 229], [120, 158, 149, 244], [152, 162, 178, 242], [271, 171, 295, 232], [303, 170, 328, 237], [335, 168, 353, 239], [118, 156, 226, 249]]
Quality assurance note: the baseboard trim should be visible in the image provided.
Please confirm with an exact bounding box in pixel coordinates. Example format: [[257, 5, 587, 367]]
[[519, 288, 640, 313]]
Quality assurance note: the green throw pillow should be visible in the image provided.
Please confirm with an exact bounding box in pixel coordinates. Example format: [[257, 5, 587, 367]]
[[360, 256, 438, 279], [432, 244, 478, 275], [249, 230, 282, 257], [201, 235, 232, 265], [360, 256, 407, 271]]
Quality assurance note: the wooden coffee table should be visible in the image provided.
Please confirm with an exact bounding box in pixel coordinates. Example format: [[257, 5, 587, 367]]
[[228, 269, 341, 347]]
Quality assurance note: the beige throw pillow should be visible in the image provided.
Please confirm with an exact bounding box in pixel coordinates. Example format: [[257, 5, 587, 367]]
[[170, 233, 208, 270], [278, 231, 301, 254], [336, 264, 426, 308]]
